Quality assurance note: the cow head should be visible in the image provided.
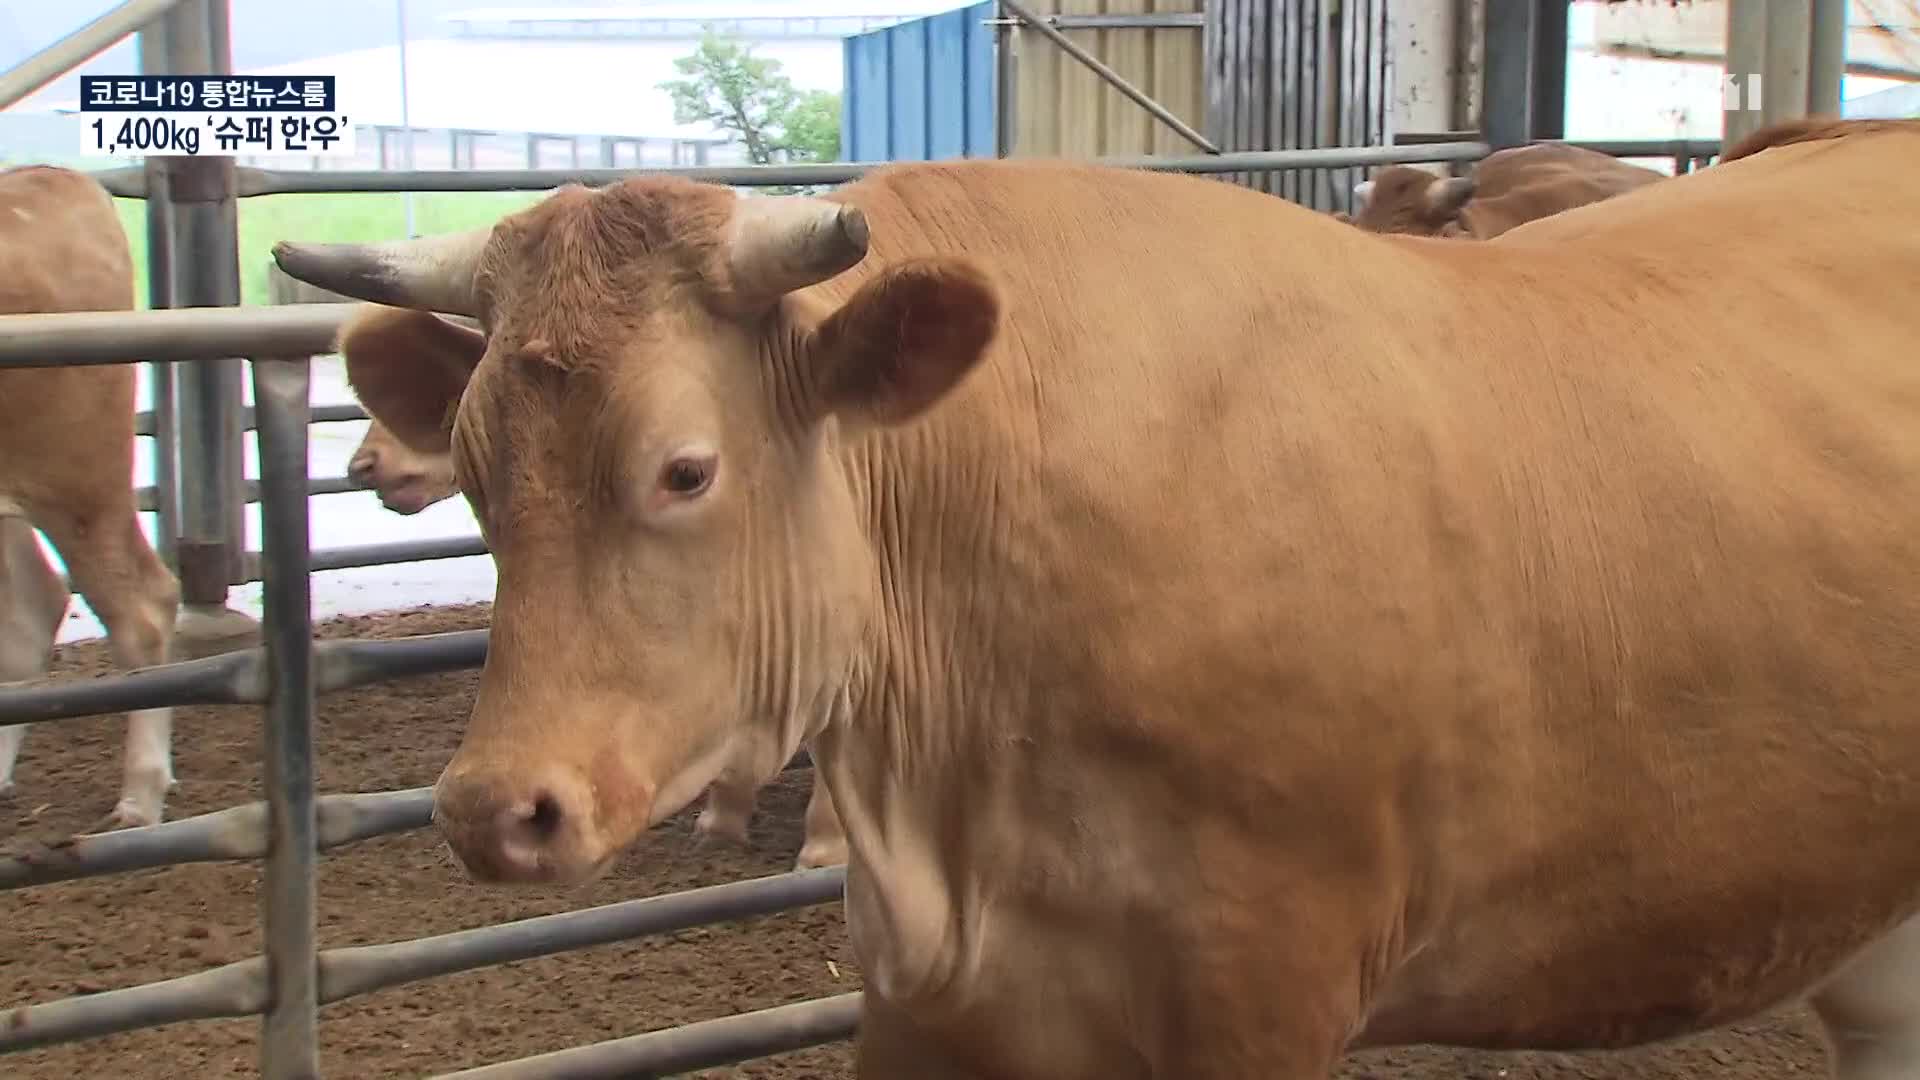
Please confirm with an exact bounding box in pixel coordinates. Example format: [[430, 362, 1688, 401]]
[[348, 420, 459, 516], [1344, 166, 1477, 236], [334, 313, 469, 515], [276, 177, 1000, 885]]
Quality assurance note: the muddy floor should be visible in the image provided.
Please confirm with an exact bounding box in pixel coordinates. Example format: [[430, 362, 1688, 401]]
[[2, 602, 1833, 1078]]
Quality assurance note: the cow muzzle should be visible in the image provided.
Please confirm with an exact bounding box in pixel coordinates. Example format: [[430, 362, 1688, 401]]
[[431, 760, 628, 885]]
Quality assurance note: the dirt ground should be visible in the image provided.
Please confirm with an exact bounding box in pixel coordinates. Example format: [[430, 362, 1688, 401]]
[[2, 602, 1835, 1078]]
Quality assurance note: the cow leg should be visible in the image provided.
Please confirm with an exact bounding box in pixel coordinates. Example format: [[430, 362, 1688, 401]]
[[794, 767, 848, 870], [1812, 913, 1920, 1080], [37, 508, 180, 831], [855, 993, 990, 1080], [0, 721, 23, 798], [693, 772, 756, 849], [0, 516, 69, 797]]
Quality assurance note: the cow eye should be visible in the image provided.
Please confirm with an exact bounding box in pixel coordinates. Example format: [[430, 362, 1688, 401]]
[[660, 454, 715, 497]]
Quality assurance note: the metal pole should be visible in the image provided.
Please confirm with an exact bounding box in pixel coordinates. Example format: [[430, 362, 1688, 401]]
[[1481, 0, 1539, 149], [993, 1, 1016, 157], [1761, 0, 1812, 127], [157, 0, 254, 652], [251, 357, 319, 1080], [43, 143, 1499, 204], [997, 0, 1219, 154], [431, 994, 862, 1080], [1531, 0, 1570, 141], [1724, 0, 1769, 145], [0, 0, 187, 110], [397, 0, 416, 236], [0, 304, 360, 368], [1807, 0, 1847, 117], [136, 24, 181, 572]]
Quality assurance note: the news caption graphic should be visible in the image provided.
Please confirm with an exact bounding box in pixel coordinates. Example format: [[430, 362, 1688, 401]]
[[80, 76, 355, 157]]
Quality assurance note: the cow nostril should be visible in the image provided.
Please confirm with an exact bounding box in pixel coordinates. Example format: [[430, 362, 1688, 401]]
[[526, 792, 563, 840]]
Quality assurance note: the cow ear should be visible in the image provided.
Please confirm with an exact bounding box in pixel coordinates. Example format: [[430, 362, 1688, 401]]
[[804, 257, 999, 434], [1425, 176, 1476, 219], [338, 305, 486, 455]]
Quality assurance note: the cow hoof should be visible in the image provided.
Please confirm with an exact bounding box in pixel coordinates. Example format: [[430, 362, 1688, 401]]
[[692, 807, 751, 849], [89, 799, 163, 834], [794, 841, 848, 871]]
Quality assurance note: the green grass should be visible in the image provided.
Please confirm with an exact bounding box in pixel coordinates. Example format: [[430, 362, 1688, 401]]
[[109, 190, 547, 308]]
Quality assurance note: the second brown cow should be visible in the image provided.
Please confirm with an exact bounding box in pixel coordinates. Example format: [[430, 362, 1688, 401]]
[[1345, 141, 1666, 239]]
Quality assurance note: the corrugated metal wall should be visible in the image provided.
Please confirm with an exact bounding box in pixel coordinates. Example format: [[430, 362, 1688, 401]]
[[842, 3, 998, 162], [840, 1, 1395, 212], [1004, 1, 1209, 158], [1204, 0, 1395, 212]]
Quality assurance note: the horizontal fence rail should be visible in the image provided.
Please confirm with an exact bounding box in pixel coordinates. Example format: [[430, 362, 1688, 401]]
[[138, 473, 360, 512], [297, 534, 490, 574], [430, 992, 864, 1080], [134, 401, 369, 438], [0, 628, 487, 721], [77, 138, 1722, 200], [82, 142, 1496, 198], [0, 303, 355, 368], [0, 866, 848, 1054], [0, 787, 433, 891], [0, 756, 813, 893], [52, 534, 496, 607]]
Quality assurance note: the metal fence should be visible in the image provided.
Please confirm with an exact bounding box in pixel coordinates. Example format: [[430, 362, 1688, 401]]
[[92, 137, 1547, 592], [0, 132, 1722, 1078]]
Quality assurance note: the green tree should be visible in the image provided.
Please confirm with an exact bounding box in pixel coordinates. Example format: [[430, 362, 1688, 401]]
[[659, 28, 843, 189], [780, 88, 844, 164]]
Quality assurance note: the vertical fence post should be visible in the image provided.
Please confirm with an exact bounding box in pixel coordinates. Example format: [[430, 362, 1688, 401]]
[[1480, 0, 1538, 150], [156, 0, 259, 657], [1760, 0, 1811, 129], [1723, 0, 1768, 147], [1530, 0, 1569, 142], [1807, 0, 1846, 118], [136, 23, 180, 571], [251, 355, 319, 1080], [993, 1, 1016, 157]]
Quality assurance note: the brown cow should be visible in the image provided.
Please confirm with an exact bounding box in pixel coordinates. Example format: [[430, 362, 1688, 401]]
[[277, 118, 1920, 1078], [333, 307, 847, 871], [345, 413, 459, 516], [0, 165, 181, 830], [1346, 141, 1666, 238]]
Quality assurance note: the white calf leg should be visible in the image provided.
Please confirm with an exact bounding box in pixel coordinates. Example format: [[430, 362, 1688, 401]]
[[794, 768, 847, 871], [40, 510, 179, 832], [694, 774, 756, 848], [0, 514, 68, 798], [1813, 913, 1920, 1080], [106, 707, 174, 829], [0, 722, 26, 797]]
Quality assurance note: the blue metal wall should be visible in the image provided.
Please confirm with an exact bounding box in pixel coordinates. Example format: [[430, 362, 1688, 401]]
[[841, 3, 995, 162]]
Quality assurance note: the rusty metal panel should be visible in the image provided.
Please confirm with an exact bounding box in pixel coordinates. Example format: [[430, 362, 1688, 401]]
[[1008, 0, 1208, 159], [1204, 0, 1395, 212]]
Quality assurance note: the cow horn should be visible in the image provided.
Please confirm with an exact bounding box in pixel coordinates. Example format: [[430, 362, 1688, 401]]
[[270, 226, 492, 317], [727, 195, 870, 307]]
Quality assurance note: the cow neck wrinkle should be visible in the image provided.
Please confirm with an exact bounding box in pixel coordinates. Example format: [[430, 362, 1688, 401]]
[[815, 361, 1054, 1012]]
